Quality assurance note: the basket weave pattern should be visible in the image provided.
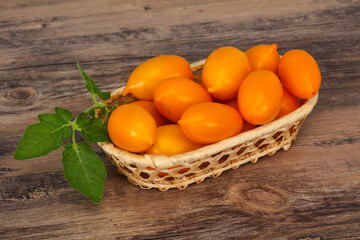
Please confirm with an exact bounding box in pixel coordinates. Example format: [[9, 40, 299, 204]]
[[98, 60, 318, 191]]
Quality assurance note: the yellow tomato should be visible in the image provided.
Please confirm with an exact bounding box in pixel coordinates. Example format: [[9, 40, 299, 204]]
[[238, 70, 283, 125], [178, 102, 243, 144], [107, 104, 157, 153], [153, 77, 213, 122], [277, 86, 301, 118], [123, 55, 194, 100], [201, 46, 251, 101], [146, 124, 204, 156], [223, 99, 257, 132], [131, 100, 171, 126], [278, 49, 321, 99], [245, 43, 280, 74]]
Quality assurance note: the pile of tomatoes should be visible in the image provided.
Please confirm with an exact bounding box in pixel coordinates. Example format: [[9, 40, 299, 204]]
[[108, 44, 321, 156]]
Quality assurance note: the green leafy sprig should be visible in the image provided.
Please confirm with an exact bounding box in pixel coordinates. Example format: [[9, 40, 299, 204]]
[[14, 62, 116, 203]]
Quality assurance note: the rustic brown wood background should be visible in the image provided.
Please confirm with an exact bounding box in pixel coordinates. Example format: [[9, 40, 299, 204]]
[[1, 0, 359, 239]]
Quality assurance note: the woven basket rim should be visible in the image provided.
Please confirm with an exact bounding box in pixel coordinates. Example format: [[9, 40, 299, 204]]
[[98, 88, 318, 170]]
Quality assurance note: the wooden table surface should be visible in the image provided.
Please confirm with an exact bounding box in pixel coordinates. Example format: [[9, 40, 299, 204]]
[[1, 0, 359, 239]]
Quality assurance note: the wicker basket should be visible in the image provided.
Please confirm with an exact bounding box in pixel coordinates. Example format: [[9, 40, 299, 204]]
[[97, 59, 319, 191]]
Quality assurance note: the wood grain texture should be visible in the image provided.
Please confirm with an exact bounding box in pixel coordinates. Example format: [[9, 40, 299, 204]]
[[1, 0, 360, 239]]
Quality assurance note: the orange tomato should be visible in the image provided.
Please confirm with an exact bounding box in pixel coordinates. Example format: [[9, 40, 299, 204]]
[[238, 70, 283, 125], [153, 77, 212, 122], [178, 102, 243, 144], [107, 104, 157, 152], [123, 55, 194, 100], [131, 100, 170, 126], [223, 99, 257, 132], [277, 86, 301, 118], [278, 49, 321, 99], [201, 46, 251, 101], [146, 124, 204, 156], [245, 43, 280, 74]]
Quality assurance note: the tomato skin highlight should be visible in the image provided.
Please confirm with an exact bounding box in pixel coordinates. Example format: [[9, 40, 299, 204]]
[[245, 43, 280, 74], [146, 124, 204, 156], [107, 104, 157, 153], [123, 55, 194, 100], [153, 77, 212, 122], [201, 46, 251, 101], [277, 86, 301, 118], [178, 102, 243, 144], [238, 70, 283, 125], [278, 49, 321, 99], [131, 100, 171, 126]]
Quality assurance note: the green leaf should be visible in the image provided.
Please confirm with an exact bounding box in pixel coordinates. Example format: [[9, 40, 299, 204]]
[[75, 113, 110, 143], [77, 62, 99, 95], [38, 107, 73, 125], [77, 62, 110, 101], [81, 118, 111, 143], [62, 142, 106, 203], [76, 112, 91, 129], [88, 108, 95, 118], [14, 108, 73, 160], [55, 107, 73, 122], [96, 91, 111, 101]]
